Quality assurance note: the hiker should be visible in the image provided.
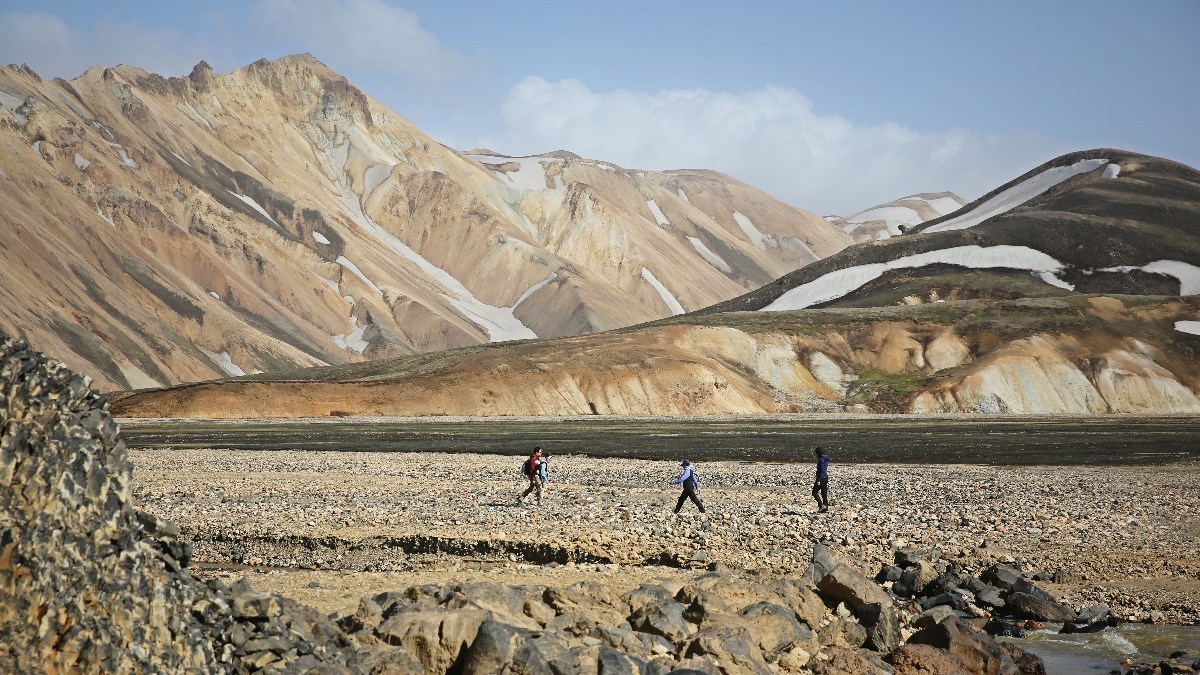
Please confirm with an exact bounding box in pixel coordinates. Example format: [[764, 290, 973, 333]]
[[518, 446, 544, 505], [812, 447, 830, 513], [538, 452, 551, 493], [670, 460, 705, 514]]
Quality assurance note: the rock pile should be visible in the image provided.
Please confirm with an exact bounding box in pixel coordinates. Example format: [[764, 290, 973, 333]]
[[876, 546, 1116, 638], [0, 335, 378, 672]]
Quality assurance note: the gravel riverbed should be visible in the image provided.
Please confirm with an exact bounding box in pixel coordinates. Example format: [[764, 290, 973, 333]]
[[130, 450, 1200, 624]]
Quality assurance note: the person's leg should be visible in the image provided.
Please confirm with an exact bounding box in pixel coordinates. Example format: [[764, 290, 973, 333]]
[[533, 480, 542, 504], [675, 489, 688, 513], [819, 479, 829, 510], [688, 488, 706, 513], [812, 482, 822, 509], [519, 480, 534, 503]]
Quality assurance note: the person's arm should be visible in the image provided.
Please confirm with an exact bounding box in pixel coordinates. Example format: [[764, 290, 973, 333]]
[[670, 468, 688, 485]]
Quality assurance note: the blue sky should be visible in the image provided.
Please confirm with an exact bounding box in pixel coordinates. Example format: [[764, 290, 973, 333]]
[[1, 0, 1196, 214]]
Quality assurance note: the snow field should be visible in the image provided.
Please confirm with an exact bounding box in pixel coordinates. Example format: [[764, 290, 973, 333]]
[[1103, 164, 1121, 179], [1175, 321, 1200, 336], [226, 190, 280, 227], [74, 153, 90, 171], [733, 210, 769, 250], [762, 245, 1071, 311], [334, 316, 369, 354], [924, 159, 1108, 233], [647, 199, 669, 226], [118, 148, 140, 169], [199, 348, 245, 377], [687, 236, 733, 274], [312, 231, 331, 245], [467, 154, 557, 192], [335, 256, 382, 296], [641, 267, 685, 315]]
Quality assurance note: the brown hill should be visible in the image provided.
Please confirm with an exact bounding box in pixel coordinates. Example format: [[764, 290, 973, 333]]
[[0, 54, 849, 391]]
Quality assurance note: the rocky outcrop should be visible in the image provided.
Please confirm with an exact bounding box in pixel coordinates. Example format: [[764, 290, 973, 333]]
[[0, 334, 377, 672]]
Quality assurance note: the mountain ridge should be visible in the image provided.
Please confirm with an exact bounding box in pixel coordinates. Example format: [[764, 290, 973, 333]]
[[0, 54, 851, 390]]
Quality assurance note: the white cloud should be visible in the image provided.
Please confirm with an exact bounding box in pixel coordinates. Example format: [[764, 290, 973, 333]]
[[253, 0, 463, 81], [0, 12, 225, 78], [477, 77, 1056, 215]]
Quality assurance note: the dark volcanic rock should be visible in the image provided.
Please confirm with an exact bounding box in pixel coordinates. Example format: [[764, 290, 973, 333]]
[[908, 616, 1028, 675], [0, 334, 380, 673], [1005, 592, 1077, 622], [887, 643, 971, 674]]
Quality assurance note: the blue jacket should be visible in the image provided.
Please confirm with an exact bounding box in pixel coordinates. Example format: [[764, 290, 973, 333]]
[[671, 466, 700, 490], [815, 455, 830, 481]]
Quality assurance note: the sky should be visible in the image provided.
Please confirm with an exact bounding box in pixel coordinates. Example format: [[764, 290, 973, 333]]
[[1, 0, 1196, 215]]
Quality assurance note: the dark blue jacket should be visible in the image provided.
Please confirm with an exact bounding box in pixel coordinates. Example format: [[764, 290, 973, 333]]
[[815, 455, 830, 481]]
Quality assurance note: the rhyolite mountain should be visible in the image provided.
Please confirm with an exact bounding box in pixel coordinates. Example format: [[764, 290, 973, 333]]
[[827, 192, 966, 243], [0, 54, 850, 391], [113, 149, 1200, 418]]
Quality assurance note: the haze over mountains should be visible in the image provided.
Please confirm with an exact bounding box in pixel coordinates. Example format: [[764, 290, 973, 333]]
[[0, 54, 857, 391]]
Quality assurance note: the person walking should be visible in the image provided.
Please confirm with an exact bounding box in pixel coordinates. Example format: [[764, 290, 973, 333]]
[[812, 447, 830, 513], [518, 447, 544, 505], [670, 460, 706, 514], [537, 452, 551, 495]]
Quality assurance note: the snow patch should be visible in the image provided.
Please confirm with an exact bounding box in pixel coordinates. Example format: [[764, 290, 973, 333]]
[[1102, 164, 1121, 179], [0, 89, 27, 123], [647, 199, 669, 226], [172, 152, 192, 167], [31, 141, 41, 155], [212, 95, 223, 110], [641, 267, 685, 315], [334, 316, 370, 354], [1142, 261, 1200, 295], [118, 148, 140, 169], [335, 256, 382, 295], [467, 154, 557, 191], [677, 188, 689, 202], [1175, 321, 1200, 336], [733, 210, 769, 250], [1099, 260, 1200, 295], [226, 190, 280, 227], [362, 163, 393, 204], [318, 276, 341, 295], [183, 101, 214, 131], [200, 348, 245, 377], [96, 209, 115, 227], [208, 291, 220, 299], [512, 272, 557, 310], [73, 153, 90, 171], [762, 245, 1070, 311], [332, 139, 537, 341], [687, 236, 733, 274], [312, 231, 331, 245], [924, 159, 1108, 233], [848, 206, 923, 236]]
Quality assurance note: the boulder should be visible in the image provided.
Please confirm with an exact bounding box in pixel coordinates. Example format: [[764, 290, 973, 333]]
[[818, 564, 893, 611], [684, 624, 772, 675], [375, 609, 490, 673], [914, 605, 959, 630], [895, 548, 937, 568], [980, 564, 1023, 591], [630, 601, 691, 643], [458, 619, 558, 675], [739, 602, 814, 657], [877, 565, 904, 583], [625, 583, 678, 614], [766, 578, 827, 628], [1005, 593, 1076, 623], [809, 645, 889, 675], [887, 643, 971, 674], [597, 645, 652, 675], [818, 617, 868, 650], [232, 591, 283, 619], [999, 643, 1047, 675], [907, 617, 1021, 675], [856, 602, 901, 653]]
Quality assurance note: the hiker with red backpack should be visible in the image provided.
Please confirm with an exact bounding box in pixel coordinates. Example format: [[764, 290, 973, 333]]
[[517, 446, 544, 506]]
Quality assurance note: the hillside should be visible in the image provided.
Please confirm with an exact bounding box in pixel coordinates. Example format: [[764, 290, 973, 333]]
[[0, 55, 850, 391], [828, 192, 966, 243], [112, 149, 1200, 418], [706, 149, 1200, 313]]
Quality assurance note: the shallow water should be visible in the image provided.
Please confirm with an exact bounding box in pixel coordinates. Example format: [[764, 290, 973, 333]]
[[119, 415, 1200, 465], [1003, 623, 1200, 673]]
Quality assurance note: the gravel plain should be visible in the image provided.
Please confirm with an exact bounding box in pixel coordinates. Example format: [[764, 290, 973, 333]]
[[130, 449, 1200, 624]]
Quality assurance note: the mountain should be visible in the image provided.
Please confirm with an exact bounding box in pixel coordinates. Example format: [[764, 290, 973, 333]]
[[828, 192, 966, 243], [0, 55, 850, 391], [112, 150, 1200, 418]]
